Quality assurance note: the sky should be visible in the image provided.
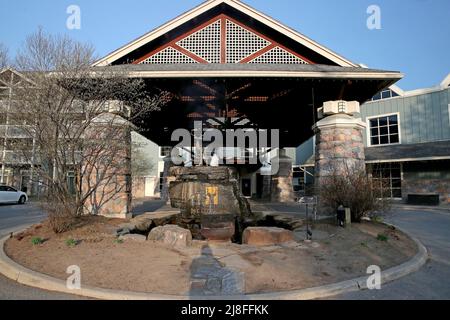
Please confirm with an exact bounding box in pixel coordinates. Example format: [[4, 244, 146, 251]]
[[1, 0, 449, 90]]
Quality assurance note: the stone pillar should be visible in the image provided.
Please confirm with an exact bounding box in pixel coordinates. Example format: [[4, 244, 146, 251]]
[[161, 155, 174, 204], [271, 149, 295, 203], [313, 101, 366, 189], [261, 175, 272, 200], [83, 114, 132, 219]]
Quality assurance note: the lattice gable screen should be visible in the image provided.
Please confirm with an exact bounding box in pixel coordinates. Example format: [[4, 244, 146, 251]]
[[136, 15, 312, 65]]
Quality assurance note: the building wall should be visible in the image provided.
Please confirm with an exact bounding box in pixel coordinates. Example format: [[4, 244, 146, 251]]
[[361, 87, 450, 146], [296, 87, 450, 166], [402, 161, 450, 204]]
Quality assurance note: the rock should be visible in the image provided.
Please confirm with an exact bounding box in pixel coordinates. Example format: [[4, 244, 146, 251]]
[[127, 212, 180, 233], [116, 228, 131, 237], [148, 225, 192, 247], [119, 234, 147, 242], [133, 219, 153, 233], [242, 227, 295, 246]]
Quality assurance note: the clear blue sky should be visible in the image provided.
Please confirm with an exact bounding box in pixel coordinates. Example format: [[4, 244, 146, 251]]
[[1, 0, 449, 90]]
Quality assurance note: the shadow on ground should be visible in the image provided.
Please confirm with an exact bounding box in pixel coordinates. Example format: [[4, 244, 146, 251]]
[[189, 244, 247, 298]]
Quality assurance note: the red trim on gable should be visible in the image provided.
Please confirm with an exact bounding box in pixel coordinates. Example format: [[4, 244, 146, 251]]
[[133, 13, 315, 65], [224, 16, 314, 64], [134, 15, 223, 64], [172, 44, 209, 63], [220, 17, 227, 64], [239, 43, 276, 63]]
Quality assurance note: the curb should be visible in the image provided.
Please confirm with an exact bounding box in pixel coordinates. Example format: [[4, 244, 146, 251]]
[[0, 223, 428, 300]]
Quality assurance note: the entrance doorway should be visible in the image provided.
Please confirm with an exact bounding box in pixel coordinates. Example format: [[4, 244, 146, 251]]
[[242, 179, 252, 198]]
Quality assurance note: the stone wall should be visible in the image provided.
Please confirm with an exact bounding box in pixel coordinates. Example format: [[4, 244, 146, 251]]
[[132, 176, 146, 199], [83, 120, 132, 219], [270, 150, 294, 202], [314, 114, 366, 188], [402, 162, 450, 204]]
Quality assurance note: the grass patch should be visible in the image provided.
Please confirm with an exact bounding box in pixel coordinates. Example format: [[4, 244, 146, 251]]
[[376, 234, 389, 242], [372, 216, 384, 223], [31, 237, 44, 246], [65, 238, 78, 247], [114, 238, 124, 244]]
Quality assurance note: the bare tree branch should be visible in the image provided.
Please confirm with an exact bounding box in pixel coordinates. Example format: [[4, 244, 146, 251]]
[[11, 28, 169, 233]]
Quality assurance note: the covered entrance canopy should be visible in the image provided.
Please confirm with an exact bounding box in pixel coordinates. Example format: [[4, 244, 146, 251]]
[[93, 0, 403, 148]]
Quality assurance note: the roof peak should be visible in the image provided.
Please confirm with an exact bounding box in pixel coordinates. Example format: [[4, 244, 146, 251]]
[[93, 0, 357, 67]]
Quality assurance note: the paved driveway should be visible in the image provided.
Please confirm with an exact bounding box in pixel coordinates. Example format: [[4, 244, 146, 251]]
[[0, 202, 82, 300], [0, 202, 449, 300], [332, 207, 450, 300]]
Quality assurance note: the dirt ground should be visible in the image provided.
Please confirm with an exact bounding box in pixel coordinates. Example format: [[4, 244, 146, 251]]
[[4, 216, 418, 295]]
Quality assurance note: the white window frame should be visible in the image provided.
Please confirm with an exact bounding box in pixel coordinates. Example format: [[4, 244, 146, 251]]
[[371, 162, 403, 200], [366, 112, 402, 147], [159, 146, 172, 158]]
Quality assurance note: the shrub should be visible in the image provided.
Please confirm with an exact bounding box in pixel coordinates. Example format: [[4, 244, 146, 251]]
[[318, 164, 390, 222], [45, 201, 78, 234], [377, 234, 389, 242], [114, 238, 124, 244], [65, 238, 78, 247], [31, 237, 44, 245]]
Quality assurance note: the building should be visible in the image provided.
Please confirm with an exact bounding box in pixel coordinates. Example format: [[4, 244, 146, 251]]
[[298, 76, 450, 204], [4, 0, 429, 218], [0, 68, 35, 192]]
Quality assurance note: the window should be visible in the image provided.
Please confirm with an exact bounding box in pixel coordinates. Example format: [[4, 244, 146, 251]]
[[67, 171, 76, 195], [372, 163, 402, 199], [371, 89, 399, 101], [159, 172, 165, 193], [292, 167, 305, 192], [160, 146, 172, 158], [368, 114, 400, 146]]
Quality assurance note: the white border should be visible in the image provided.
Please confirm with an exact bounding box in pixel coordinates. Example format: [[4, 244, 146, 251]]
[[366, 112, 402, 148]]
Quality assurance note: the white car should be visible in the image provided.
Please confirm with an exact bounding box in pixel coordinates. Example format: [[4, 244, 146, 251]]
[[0, 185, 28, 204]]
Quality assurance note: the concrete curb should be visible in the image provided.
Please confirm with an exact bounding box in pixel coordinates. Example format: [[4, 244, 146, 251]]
[[0, 223, 428, 300]]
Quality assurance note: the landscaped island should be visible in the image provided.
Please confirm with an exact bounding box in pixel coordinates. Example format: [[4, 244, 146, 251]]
[[4, 214, 418, 296]]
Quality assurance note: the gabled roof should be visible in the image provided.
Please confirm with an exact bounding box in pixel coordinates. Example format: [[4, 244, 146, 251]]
[[93, 0, 358, 67], [441, 73, 450, 87], [0, 67, 35, 87]]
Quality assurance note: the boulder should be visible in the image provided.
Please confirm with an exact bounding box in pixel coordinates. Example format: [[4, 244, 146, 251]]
[[119, 234, 147, 242], [242, 227, 294, 246], [148, 225, 192, 247], [116, 227, 131, 237]]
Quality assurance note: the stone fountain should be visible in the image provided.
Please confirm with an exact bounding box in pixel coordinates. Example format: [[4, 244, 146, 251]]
[[168, 166, 252, 242]]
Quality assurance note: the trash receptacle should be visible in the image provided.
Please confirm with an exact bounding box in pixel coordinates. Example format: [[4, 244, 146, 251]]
[[337, 205, 345, 227]]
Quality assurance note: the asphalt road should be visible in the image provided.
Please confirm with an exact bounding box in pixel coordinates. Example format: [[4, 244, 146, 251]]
[[0, 202, 449, 300], [332, 207, 450, 300], [0, 202, 82, 300]]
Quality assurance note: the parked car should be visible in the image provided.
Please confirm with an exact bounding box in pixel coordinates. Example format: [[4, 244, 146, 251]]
[[0, 185, 28, 204]]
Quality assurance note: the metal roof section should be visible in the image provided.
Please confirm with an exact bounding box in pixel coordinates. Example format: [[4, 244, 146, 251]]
[[365, 140, 450, 164]]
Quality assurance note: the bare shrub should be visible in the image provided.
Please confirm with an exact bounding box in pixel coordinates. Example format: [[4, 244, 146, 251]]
[[319, 164, 390, 222], [10, 28, 169, 233]]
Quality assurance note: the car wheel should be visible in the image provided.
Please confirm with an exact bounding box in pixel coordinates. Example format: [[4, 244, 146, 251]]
[[18, 196, 26, 205]]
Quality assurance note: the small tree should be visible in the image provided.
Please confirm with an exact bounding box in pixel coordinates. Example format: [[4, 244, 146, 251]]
[[12, 28, 169, 232], [0, 43, 8, 69], [131, 141, 155, 177], [318, 163, 390, 222]]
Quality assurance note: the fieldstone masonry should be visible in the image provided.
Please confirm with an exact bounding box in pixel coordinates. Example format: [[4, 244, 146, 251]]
[[270, 149, 295, 202], [314, 101, 366, 188]]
